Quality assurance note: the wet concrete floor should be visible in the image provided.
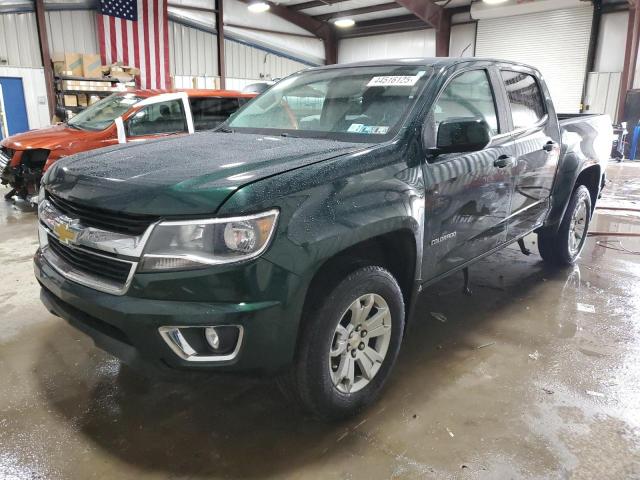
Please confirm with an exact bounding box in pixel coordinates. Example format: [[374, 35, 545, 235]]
[[1, 163, 640, 479]]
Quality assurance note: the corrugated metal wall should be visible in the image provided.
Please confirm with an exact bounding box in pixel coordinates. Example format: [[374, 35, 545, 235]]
[[168, 20, 308, 83], [224, 38, 307, 81], [46, 10, 99, 55], [169, 21, 218, 77], [338, 30, 436, 64], [0, 12, 42, 67]]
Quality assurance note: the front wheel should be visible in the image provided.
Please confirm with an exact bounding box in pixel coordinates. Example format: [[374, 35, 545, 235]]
[[280, 266, 405, 420], [538, 185, 592, 266]]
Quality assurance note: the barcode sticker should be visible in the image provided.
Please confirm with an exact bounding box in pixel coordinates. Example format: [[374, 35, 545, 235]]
[[367, 75, 420, 87]]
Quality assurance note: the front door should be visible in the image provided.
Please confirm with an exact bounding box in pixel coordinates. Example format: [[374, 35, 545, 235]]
[[122, 93, 194, 143], [422, 68, 517, 280], [499, 69, 561, 240]]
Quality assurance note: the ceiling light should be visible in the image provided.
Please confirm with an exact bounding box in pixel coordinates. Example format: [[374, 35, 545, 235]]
[[482, 0, 509, 4], [333, 18, 355, 28], [247, 1, 270, 13]]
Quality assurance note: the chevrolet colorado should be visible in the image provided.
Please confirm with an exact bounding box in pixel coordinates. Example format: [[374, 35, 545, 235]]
[[34, 58, 611, 419]]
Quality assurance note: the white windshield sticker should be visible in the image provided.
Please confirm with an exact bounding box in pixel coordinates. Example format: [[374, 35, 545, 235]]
[[367, 75, 420, 87], [348, 124, 389, 135]]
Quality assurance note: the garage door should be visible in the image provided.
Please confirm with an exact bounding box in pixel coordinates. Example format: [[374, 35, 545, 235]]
[[475, 6, 593, 114]]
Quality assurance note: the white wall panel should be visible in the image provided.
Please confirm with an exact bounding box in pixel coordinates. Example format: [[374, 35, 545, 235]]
[[168, 21, 308, 88], [169, 21, 218, 77], [46, 10, 99, 56], [0, 12, 41, 67], [450, 23, 476, 58], [0, 66, 50, 129], [224, 38, 308, 82], [338, 29, 436, 64], [594, 12, 628, 73], [584, 72, 621, 121], [476, 6, 593, 113], [169, 0, 325, 64]]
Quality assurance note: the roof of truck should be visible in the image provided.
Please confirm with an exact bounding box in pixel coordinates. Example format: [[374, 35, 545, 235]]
[[313, 57, 538, 71]]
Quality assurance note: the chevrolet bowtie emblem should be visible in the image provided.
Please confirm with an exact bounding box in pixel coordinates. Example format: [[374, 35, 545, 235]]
[[54, 222, 78, 245]]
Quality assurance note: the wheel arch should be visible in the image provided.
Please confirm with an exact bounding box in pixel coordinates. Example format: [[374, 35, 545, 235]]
[[574, 164, 601, 214], [297, 229, 419, 351]]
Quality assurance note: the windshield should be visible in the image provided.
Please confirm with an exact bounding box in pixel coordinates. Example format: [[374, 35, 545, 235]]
[[227, 65, 432, 142], [68, 93, 142, 131]]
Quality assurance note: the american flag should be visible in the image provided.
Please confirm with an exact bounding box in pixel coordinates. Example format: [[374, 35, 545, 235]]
[[97, 0, 170, 89]]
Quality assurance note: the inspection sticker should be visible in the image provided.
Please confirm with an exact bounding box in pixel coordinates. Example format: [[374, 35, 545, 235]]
[[347, 124, 389, 134], [367, 75, 421, 87]]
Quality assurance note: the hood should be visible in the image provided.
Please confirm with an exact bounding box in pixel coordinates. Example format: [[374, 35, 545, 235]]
[[1, 124, 103, 151], [45, 131, 372, 216]]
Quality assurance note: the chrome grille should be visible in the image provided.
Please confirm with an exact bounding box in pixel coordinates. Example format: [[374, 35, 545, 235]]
[[47, 191, 157, 236], [47, 235, 131, 285]]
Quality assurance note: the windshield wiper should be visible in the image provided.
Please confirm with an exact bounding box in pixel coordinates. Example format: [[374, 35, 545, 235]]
[[217, 126, 234, 133]]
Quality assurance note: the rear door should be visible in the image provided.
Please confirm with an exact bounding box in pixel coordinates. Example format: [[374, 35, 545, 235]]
[[189, 96, 242, 131], [422, 66, 517, 280], [499, 67, 561, 240]]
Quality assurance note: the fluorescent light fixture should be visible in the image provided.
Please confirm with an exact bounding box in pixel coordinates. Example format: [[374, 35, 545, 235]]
[[333, 17, 355, 28], [247, 1, 270, 13], [482, 0, 509, 4]]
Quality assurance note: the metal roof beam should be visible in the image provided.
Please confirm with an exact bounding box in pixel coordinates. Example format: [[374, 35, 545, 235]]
[[313, 3, 400, 21], [237, 0, 337, 64], [394, 0, 450, 56], [290, 0, 351, 11]]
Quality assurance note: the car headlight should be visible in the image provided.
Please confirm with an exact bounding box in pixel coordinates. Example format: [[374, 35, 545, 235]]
[[139, 209, 279, 271]]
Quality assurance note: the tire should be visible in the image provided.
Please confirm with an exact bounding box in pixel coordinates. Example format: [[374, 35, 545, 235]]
[[280, 266, 405, 420], [538, 185, 592, 266]]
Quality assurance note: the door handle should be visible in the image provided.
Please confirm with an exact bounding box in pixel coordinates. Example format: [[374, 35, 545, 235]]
[[494, 155, 515, 168], [542, 141, 557, 152]]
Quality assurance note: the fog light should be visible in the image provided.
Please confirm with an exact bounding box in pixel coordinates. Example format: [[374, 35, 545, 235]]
[[204, 327, 220, 350]]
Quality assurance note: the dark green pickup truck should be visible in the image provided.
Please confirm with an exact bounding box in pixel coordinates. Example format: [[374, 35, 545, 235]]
[[35, 58, 611, 419]]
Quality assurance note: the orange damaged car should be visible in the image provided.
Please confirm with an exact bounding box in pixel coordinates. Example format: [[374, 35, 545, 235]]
[[0, 89, 256, 202]]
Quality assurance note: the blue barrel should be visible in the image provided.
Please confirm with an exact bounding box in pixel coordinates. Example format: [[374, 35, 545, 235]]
[[631, 124, 640, 161]]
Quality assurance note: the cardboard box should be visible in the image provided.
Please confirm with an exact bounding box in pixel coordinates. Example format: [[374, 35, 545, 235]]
[[63, 94, 78, 107], [82, 54, 103, 78], [77, 94, 88, 107], [64, 53, 83, 76], [52, 53, 65, 75]]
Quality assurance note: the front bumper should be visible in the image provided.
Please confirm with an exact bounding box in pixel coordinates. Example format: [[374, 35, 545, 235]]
[[34, 249, 304, 375]]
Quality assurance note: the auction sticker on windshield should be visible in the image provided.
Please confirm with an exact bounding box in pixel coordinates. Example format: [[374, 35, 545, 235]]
[[367, 75, 421, 87]]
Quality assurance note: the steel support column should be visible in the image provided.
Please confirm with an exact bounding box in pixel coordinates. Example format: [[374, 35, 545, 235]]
[[216, 0, 226, 89], [618, 0, 640, 121], [34, 0, 55, 119], [395, 0, 450, 56]]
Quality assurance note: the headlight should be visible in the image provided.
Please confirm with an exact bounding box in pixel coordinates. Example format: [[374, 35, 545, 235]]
[[139, 209, 279, 271]]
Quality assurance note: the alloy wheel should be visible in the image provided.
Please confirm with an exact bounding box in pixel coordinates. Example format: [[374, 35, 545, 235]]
[[568, 199, 588, 257], [329, 293, 392, 394]]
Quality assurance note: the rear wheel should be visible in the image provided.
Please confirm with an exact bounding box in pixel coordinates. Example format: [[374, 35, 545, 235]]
[[280, 266, 405, 420], [538, 185, 592, 266]]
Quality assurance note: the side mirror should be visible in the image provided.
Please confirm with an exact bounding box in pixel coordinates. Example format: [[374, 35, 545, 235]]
[[115, 116, 127, 144], [434, 118, 492, 155]]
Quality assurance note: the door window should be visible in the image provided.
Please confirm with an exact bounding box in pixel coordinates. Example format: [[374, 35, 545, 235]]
[[501, 71, 546, 130], [433, 70, 499, 135], [190, 97, 241, 131], [127, 99, 187, 137]]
